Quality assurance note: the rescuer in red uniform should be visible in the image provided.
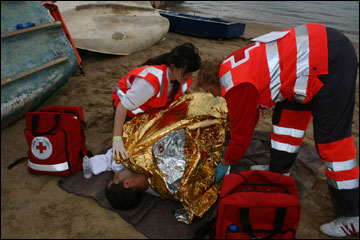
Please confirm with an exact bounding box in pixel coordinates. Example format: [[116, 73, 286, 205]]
[[111, 43, 201, 161], [198, 24, 358, 238]]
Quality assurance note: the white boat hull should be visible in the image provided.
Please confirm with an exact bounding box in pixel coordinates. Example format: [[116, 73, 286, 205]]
[[56, 1, 169, 55]]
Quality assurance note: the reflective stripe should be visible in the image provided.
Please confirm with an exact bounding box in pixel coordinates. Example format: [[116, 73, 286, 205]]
[[220, 42, 260, 93], [293, 25, 310, 103], [182, 82, 188, 93], [272, 125, 305, 138], [265, 41, 284, 102], [157, 80, 164, 98], [328, 177, 359, 190], [219, 71, 233, 92], [131, 108, 145, 115], [222, 42, 260, 68], [271, 139, 300, 153], [115, 84, 125, 101], [28, 161, 69, 172], [138, 67, 165, 97], [323, 158, 358, 172], [115, 85, 144, 115], [264, 25, 311, 104], [138, 66, 163, 78]]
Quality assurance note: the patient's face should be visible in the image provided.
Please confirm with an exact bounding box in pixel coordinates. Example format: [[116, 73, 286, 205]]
[[107, 168, 149, 191]]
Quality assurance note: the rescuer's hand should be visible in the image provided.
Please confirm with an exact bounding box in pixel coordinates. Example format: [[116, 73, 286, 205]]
[[112, 136, 129, 162], [215, 162, 229, 183]]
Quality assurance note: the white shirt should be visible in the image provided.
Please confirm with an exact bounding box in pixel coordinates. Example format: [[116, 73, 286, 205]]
[[121, 68, 174, 110], [89, 148, 159, 196], [120, 77, 155, 110]]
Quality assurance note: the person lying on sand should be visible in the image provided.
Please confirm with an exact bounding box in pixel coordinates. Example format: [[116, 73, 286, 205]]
[[94, 93, 229, 224]]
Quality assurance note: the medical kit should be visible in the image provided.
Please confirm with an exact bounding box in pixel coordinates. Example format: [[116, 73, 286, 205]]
[[215, 170, 301, 239], [24, 105, 88, 176]]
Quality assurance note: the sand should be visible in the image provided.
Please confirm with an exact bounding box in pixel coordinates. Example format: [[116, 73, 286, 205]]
[[1, 21, 359, 239]]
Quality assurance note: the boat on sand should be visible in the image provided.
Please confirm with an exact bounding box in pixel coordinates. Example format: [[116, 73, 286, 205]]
[[1, 1, 78, 129], [158, 10, 246, 39], [56, 1, 170, 55]]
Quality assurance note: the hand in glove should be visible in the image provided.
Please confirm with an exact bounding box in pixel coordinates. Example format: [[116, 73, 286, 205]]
[[112, 136, 129, 162], [214, 162, 229, 183]]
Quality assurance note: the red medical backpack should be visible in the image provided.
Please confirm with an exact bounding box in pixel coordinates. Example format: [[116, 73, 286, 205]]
[[24, 106, 88, 176], [216, 170, 301, 239]]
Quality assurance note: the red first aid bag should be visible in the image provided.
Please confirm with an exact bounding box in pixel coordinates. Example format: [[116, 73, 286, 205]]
[[24, 106, 88, 176], [216, 170, 301, 239]]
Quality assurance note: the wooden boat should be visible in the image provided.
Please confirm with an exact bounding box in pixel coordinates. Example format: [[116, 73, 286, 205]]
[[55, 1, 170, 55], [158, 10, 246, 38], [1, 1, 78, 129]]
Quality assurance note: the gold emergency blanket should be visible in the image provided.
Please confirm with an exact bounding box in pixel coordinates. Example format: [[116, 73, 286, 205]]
[[116, 92, 229, 223]]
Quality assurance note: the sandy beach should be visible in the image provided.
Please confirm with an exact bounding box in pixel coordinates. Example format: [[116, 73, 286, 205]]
[[1, 20, 359, 239]]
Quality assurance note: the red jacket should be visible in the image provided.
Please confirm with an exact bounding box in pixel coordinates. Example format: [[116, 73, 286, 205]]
[[221, 24, 328, 163], [220, 23, 328, 108], [112, 64, 192, 117]]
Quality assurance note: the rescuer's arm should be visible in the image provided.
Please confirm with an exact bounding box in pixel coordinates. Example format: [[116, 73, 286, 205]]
[[215, 83, 260, 182]]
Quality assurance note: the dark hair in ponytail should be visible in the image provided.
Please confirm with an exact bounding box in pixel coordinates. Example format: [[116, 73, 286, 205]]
[[142, 42, 201, 102], [142, 42, 201, 73]]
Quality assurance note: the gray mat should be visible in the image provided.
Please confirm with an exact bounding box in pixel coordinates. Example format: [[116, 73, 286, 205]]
[[58, 131, 322, 239]]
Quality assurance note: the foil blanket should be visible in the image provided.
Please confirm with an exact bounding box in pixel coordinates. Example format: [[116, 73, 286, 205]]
[[115, 92, 229, 223]]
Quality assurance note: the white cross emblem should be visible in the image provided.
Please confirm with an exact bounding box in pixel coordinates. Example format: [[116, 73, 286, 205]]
[[31, 137, 53, 160]]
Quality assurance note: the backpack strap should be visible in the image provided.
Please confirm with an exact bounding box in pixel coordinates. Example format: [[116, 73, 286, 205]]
[[239, 208, 257, 239], [238, 207, 293, 239], [8, 156, 28, 170], [31, 114, 60, 136]]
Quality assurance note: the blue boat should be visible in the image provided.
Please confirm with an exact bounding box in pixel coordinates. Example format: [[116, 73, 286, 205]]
[[1, 1, 78, 129], [158, 10, 246, 38]]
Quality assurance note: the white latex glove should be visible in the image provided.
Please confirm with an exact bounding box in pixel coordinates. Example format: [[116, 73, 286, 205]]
[[112, 136, 129, 161]]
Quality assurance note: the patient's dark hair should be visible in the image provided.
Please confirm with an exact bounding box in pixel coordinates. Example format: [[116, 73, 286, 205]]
[[197, 59, 222, 88], [105, 183, 143, 210]]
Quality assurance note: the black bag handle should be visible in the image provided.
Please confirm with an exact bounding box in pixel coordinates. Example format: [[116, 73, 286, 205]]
[[238, 207, 288, 239], [32, 114, 60, 136]]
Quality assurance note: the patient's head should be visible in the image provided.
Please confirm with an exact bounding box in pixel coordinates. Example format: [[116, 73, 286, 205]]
[[197, 59, 223, 97], [105, 168, 149, 210]]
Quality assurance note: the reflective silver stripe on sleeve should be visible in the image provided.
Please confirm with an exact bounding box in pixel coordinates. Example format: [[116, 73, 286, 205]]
[[265, 41, 284, 102], [131, 108, 144, 114], [219, 71, 233, 91], [28, 161, 69, 172], [271, 139, 300, 153], [182, 82, 188, 93], [272, 125, 305, 138], [138, 67, 164, 97], [115, 84, 126, 101], [327, 177, 359, 190], [115, 85, 144, 115], [323, 158, 358, 172], [293, 25, 310, 103]]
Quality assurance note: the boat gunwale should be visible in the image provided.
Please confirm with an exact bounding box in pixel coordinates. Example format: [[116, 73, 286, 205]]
[[73, 2, 156, 12], [1, 21, 62, 39], [158, 10, 245, 26], [1, 56, 69, 86]]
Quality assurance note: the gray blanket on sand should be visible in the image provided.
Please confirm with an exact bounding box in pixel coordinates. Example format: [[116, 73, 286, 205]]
[[58, 131, 322, 239]]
